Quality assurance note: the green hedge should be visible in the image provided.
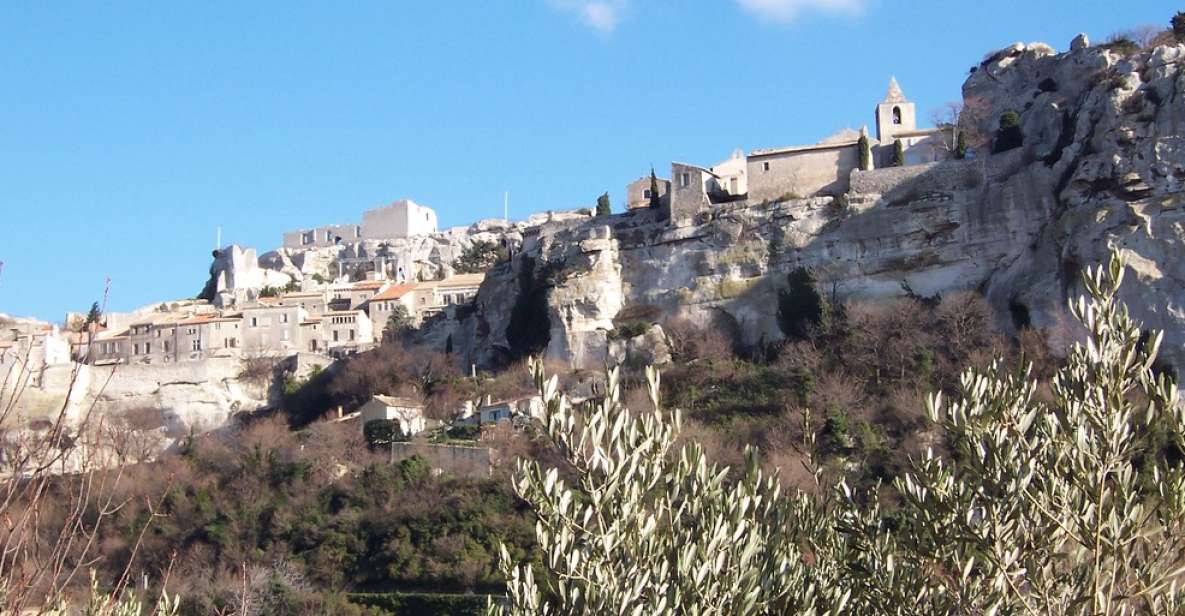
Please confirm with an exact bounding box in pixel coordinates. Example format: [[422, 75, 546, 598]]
[[349, 592, 494, 615]]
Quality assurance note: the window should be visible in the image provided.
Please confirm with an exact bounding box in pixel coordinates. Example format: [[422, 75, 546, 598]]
[[133, 344, 140, 355], [192, 339, 202, 351], [282, 313, 289, 324], [762, 161, 771, 172], [187, 328, 197, 335], [349, 330, 355, 341], [892, 106, 902, 125], [155, 329, 160, 338], [680, 172, 690, 187], [164, 341, 170, 353], [145, 343, 152, 354], [333, 331, 340, 342]]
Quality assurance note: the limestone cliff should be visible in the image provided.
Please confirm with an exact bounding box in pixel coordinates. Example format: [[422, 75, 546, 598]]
[[430, 40, 1185, 380]]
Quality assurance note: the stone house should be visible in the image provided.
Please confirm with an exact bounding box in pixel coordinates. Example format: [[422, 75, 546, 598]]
[[626, 174, 671, 210], [299, 317, 324, 353], [359, 395, 427, 437], [410, 273, 484, 323], [174, 314, 242, 361], [89, 329, 129, 365], [746, 138, 862, 203], [242, 304, 307, 356], [276, 290, 329, 317], [322, 309, 374, 352], [366, 283, 417, 339], [456, 395, 544, 426]]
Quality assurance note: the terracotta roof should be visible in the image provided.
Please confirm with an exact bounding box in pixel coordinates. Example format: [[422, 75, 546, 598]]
[[351, 281, 387, 290], [371, 284, 417, 301]]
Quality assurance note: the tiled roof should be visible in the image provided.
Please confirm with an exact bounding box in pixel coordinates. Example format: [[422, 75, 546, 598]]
[[371, 284, 417, 301], [351, 281, 387, 290]]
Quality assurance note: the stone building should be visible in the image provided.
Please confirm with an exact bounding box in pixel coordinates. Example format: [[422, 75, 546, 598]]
[[282, 199, 438, 249], [662, 77, 952, 224], [358, 395, 427, 437], [242, 303, 307, 356], [322, 309, 374, 352], [626, 173, 671, 210], [360, 199, 438, 240], [366, 283, 417, 339]]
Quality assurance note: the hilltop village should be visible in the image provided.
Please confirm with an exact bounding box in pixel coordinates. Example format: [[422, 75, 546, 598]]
[[2, 77, 949, 377], [6, 27, 1185, 444]]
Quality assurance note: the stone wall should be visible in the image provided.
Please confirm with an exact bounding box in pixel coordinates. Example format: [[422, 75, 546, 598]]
[[747, 143, 859, 202], [849, 159, 983, 197], [389, 442, 493, 477]]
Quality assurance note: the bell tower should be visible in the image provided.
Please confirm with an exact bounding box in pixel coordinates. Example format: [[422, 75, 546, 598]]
[[875, 76, 916, 143]]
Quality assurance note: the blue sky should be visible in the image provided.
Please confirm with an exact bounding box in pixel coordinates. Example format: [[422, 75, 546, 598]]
[[0, 1, 1177, 321]]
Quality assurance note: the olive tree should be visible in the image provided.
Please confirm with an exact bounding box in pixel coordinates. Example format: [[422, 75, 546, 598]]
[[838, 252, 1185, 615], [490, 362, 852, 615], [493, 251, 1185, 615]]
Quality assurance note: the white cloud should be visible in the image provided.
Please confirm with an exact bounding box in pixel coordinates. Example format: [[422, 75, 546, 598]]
[[735, 0, 866, 24], [548, 0, 626, 34]]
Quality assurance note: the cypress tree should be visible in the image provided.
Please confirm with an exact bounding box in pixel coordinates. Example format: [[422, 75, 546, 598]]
[[596, 192, 611, 217]]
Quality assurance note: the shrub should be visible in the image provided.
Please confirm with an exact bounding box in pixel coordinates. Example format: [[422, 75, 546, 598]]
[[955, 130, 967, 159], [363, 419, 406, 449], [454, 240, 506, 274], [776, 267, 827, 341], [992, 110, 1024, 153], [857, 133, 872, 170]]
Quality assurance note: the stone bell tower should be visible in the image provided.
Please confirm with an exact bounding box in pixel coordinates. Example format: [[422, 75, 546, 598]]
[[875, 76, 916, 143]]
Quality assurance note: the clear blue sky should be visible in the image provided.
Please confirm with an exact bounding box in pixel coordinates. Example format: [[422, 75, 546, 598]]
[[1, 1, 1177, 321]]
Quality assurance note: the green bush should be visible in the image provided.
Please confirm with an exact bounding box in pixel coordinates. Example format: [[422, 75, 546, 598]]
[[891, 138, 905, 167], [609, 321, 650, 340], [351, 592, 489, 615], [776, 267, 827, 341], [454, 240, 507, 274], [992, 110, 1024, 153], [364, 419, 406, 448]]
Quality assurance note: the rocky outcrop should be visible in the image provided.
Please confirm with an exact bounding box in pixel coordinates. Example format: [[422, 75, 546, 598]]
[[429, 40, 1185, 381]]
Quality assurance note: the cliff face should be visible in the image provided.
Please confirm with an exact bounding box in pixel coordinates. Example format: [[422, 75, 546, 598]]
[[435, 41, 1185, 379]]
